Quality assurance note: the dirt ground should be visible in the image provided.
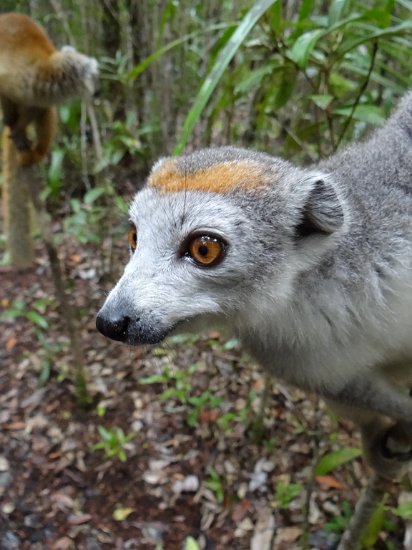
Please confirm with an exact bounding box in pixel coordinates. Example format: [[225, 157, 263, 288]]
[[0, 233, 409, 549]]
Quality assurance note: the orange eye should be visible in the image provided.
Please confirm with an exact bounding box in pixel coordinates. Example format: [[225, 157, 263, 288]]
[[128, 224, 137, 252], [188, 235, 225, 267]]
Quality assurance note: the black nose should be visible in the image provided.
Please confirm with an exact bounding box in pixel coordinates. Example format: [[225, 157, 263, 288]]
[[96, 310, 130, 342]]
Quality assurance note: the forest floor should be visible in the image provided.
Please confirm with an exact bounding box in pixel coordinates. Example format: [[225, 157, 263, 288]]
[[0, 224, 410, 550]]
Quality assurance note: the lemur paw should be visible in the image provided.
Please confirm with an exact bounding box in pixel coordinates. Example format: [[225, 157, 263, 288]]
[[9, 129, 32, 152], [381, 423, 412, 461]]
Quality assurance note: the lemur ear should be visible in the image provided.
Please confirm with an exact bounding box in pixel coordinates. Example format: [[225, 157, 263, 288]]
[[296, 176, 344, 238]]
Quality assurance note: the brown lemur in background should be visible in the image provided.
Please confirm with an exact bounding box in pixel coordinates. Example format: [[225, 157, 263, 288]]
[[0, 12, 99, 166], [97, 93, 412, 480]]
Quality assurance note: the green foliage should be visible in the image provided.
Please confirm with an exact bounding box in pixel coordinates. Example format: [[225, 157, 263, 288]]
[[173, 0, 279, 153], [325, 500, 353, 533], [139, 361, 260, 432], [206, 468, 225, 504], [1, 298, 50, 330], [361, 500, 386, 548], [92, 425, 134, 462], [187, 392, 224, 427], [315, 447, 362, 475], [127, 0, 412, 160], [184, 537, 201, 550], [63, 183, 123, 245], [139, 364, 199, 404], [274, 480, 302, 509], [140, 364, 225, 427], [391, 500, 412, 519]]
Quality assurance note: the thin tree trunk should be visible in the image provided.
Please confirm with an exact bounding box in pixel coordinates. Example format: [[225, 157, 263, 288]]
[[2, 128, 34, 268]]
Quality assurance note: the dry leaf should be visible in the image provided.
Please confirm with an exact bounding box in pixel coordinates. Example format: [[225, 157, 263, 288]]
[[315, 475, 345, 490]]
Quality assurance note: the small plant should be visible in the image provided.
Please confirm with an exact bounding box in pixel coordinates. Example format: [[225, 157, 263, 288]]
[[274, 480, 302, 509], [1, 297, 50, 330], [140, 364, 197, 403], [206, 468, 225, 504], [92, 425, 134, 462], [187, 391, 224, 427], [325, 500, 353, 534]]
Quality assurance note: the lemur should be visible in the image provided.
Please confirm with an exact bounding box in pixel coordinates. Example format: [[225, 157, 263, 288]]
[[97, 92, 412, 479], [0, 12, 99, 166]]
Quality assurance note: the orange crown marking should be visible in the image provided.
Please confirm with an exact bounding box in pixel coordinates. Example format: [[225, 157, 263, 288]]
[[148, 159, 270, 193]]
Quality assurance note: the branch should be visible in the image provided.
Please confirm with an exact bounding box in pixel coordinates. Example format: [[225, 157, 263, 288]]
[[335, 40, 378, 151], [337, 473, 392, 550]]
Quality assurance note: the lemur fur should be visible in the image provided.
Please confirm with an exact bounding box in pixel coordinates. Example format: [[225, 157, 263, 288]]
[[0, 12, 99, 166], [97, 92, 412, 479]]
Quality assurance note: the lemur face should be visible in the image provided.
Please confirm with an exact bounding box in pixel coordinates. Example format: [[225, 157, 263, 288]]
[[96, 186, 266, 345], [96, 147, 343, 346]]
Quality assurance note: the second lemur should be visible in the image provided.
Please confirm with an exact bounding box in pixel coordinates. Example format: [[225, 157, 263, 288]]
[[0, 12, 99, 166]]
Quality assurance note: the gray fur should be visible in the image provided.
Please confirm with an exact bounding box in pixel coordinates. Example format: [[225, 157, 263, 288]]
[[97, 92, 412, 478]]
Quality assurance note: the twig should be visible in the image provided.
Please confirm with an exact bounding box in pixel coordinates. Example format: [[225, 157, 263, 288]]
[[300, 405, 323, 549], [337, 473, 392, 550], [335, 41, 378, 151], [24, 169, 91, 407]]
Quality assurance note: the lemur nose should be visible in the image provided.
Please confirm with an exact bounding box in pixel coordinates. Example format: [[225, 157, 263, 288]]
[[96, 310, 130, 342]]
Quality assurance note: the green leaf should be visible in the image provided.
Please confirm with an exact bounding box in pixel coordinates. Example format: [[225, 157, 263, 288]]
[[273, 66, 296, 108], [84, 187, 105, 205], [270, 0, 283, 34], [184, 536, 200, 550], [38, 361, 51, 387], [139, 374, 167, 385], [97, 425, 112, 441], [310, 94, 334, 109], [397, 0, 412, 10], [297, 0, 315, 22], [47, 149, 64, 194], [25, 311, 48, 330], [129, 23, 233, 80], [340, 21, 412, 57], [173, 0, 279, 154], [392, 501, 412, 519], [289, 28, 325, 68], [223, 338, 240, 350], [334, 104, 386, 124], [329, 72, 357, 96], [113, 506, 135, 521], [361, 501, 386, 548], [315, 447, 362, 475], [234, 64, 275, 95], [328, 0, 349, 26]]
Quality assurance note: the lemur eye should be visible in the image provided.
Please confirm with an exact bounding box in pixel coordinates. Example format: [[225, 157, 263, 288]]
[[187, 234, 226, 267], [128, 224, 137, 253]]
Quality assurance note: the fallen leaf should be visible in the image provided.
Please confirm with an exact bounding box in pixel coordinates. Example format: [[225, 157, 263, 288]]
[[0, 457, 10, 472], [199, 409, 220, 423], [5, 336, 17, 350], [316, 475, 346, 490], [172, 475, 199, 494], [113, 506, 134, 521], [68, 514, 92, 525], [274, 526, 302, 544], [231, 499, 251, 522]]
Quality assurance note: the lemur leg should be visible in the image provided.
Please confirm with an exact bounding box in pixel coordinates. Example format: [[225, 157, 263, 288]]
[[1, 96, 19, 127], [33, 107, 57, 160], [326, 376, 412, 479], [361, 419, 412, 480], [17, 107, 57, 166], [1, 99, 33, 152]]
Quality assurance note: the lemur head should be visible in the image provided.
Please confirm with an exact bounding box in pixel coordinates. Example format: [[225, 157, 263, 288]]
[[96, 147, 346, 345], [59, 45, 99, 96]]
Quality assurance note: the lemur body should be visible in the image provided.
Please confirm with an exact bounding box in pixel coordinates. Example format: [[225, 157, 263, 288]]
[[97, 92, 412, 478], [0, 12, 98, 165]]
